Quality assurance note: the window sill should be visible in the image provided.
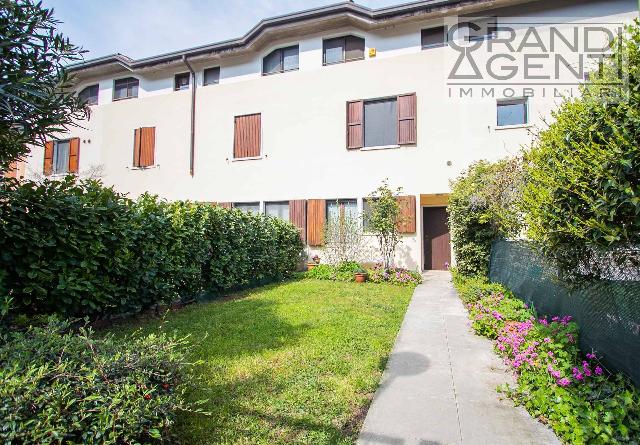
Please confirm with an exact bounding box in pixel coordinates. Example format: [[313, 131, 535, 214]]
[[360, 144, 401, 151], [494, 124, 532, 131], [231, 156, 262, 162], [323, 57, 365, 66], [112, 96, 138, 102], [128, 165, 159, 170]]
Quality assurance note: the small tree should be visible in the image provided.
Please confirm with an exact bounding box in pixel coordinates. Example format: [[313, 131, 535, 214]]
[[368, 181, 402, 270], [0, 0, 88, 170], [323, 207, 366, 264]]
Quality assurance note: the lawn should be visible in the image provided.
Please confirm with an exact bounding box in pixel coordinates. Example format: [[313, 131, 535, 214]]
[[111, 278, 413, 444]]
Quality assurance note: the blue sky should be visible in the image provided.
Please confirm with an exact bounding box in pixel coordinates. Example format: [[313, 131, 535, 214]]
[[43, 0, 402, 61]]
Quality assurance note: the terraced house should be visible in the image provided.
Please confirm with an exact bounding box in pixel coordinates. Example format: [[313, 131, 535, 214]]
[[12, 0, 638, 270]]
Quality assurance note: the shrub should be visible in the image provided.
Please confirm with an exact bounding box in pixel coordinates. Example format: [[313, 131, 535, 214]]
[[452, 274, 640, 444], [305, 261, 361, 282], [0, 318, 206, 444], [366, 181, 403, 270], [451, 268, 507, 304], [522, 22, 640, 282], [323, 210, 367, 264], [448, 158, 523, 277], [0, 178, 304, 318], [305, 262, 422, 286]]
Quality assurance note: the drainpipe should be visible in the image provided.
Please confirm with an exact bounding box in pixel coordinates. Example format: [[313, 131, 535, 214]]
[[182, 55, 196, 177]]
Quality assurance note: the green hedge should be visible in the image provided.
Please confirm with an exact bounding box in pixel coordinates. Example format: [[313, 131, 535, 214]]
[[0, 177, 303, 317], [0, 318, 206, 444]]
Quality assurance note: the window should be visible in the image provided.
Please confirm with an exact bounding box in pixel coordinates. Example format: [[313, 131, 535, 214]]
[[362, 198, 377, 231], [364, 98, 398, 147], [133, 127, 156, 167], [347, 93, 416, 149], [113, 77, 139, 100], [323, 35, 364, 65], [421, 26, 447, 49], [234, 113, 261, 159], [43, 138, 79, 175], [234, 202, 260, 213], [326, 199, 357, 223], [79, 84, 99, 105], [265, 201, 289, 220], [497, 98, 528, 127], [262, 45, 299, 75], [174, 73, 190, 91], [204, 67, 220, 85]]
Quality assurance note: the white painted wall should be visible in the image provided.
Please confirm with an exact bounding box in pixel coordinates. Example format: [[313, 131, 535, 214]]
[[22, 0, 638, 270]]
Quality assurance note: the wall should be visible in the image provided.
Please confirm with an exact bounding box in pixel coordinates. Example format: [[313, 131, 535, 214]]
[[20, 0, 638, 270]]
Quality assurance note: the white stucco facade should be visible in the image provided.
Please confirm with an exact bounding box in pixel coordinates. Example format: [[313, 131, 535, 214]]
[[19, 0, 638, 270]]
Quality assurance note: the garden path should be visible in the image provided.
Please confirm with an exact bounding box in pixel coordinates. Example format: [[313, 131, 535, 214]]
[[358, 271, 560, 445]]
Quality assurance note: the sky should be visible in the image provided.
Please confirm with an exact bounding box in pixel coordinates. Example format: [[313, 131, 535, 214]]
[[42, 0, 403, 61]]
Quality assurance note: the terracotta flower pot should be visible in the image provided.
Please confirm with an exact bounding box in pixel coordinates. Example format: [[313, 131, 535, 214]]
[[355, 273, 367, 283], [307, 262, 317, 271]]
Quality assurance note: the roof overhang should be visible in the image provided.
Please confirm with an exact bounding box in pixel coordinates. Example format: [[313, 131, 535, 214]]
[[68, 0, 538, 80]]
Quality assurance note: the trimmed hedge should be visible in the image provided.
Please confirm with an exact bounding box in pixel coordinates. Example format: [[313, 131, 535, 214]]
[[0, 177, 303, 317], [0, 318, 205, 444]]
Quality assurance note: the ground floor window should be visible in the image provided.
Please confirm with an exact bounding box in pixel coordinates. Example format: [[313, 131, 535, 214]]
[[234, 202, 260, 213], [265, 201, 289, 220]]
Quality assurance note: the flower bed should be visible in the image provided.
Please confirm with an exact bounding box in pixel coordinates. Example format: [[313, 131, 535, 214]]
[[305, 262, 422, 287], [454, 270, 640, 444]]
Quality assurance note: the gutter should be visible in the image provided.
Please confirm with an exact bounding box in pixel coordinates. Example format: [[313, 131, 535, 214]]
[[182, 55, 197, 177]]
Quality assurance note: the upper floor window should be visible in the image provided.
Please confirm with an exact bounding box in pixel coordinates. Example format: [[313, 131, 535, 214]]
[[265, 201, 289, 220], [233, 113, 261, 159], [203, 67, 220, 85], [133, 127, 156, 167], [174, 73, 190, 91], [323, 35, 364, 65], [43, 138, 80, 176], [234, 202, 260, 213], [421, 26, 447, 49], [262, 45, 299, 75], [113, 77, 139, 101], [79, 84, 99, 105], [497, 98, 528, 127], [346, 93, 416, 149]]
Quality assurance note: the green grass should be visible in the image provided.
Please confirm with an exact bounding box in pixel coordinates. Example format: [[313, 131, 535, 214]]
[[111, 278, 413, 444]]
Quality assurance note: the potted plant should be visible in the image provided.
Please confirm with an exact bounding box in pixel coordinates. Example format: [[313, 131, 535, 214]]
[[354, 267, 367, 283], [307, 255, 320, 271]]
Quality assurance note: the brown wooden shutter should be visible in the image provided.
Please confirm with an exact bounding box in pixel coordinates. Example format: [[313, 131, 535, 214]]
[[346, 100, 363, 149], [5, 161, 17, 179], [140, 127, 155, 167], [68, 137, 80, 173], [396, 195, 416, 234], [234, 114, 261, 159], [133, 128, 141, 167], [397, 93, 417, 145], [289, 200, 307, 242], [306, 199, 326, 246], [43, 141, 54, 175], [217, 202, 232, 209]]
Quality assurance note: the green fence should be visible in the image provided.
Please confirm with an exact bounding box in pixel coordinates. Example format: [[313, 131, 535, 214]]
[[489, 240, 640, 386]]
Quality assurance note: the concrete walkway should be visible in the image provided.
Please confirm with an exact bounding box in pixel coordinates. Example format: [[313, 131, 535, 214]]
[[358, 271, 559, 445]]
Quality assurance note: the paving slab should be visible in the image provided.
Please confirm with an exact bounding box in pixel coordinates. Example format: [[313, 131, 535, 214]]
[[358, 271, 560, 445]]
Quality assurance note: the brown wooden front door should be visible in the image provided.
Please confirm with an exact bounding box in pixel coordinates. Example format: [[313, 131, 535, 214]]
[[423, 207, 451, 271]]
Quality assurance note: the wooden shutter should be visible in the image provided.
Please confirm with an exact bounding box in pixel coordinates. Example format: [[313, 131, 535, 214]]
[[306, 199, 326, 246], [43, 141, 54, 175], [397, 93, 417, 145], [68, 137, 80, 173], [396, 195, 416, 234], [289, 200, 307, 242], [133, 128, 141, 167], [234, 114, 261, 159], [346, 100, 363, 149], [140, 127, 155, 167], [133, 127, 155, 167], [217, 202, 232, 209]]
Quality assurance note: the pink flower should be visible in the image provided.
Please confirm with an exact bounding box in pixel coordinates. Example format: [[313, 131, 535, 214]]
[[595, 366, 603, 376], [543, 337, 551, 343], [557, 378, 571, 387]]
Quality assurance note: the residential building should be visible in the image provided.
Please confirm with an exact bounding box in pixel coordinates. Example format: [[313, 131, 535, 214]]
[[17, 0, 638, 270]]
